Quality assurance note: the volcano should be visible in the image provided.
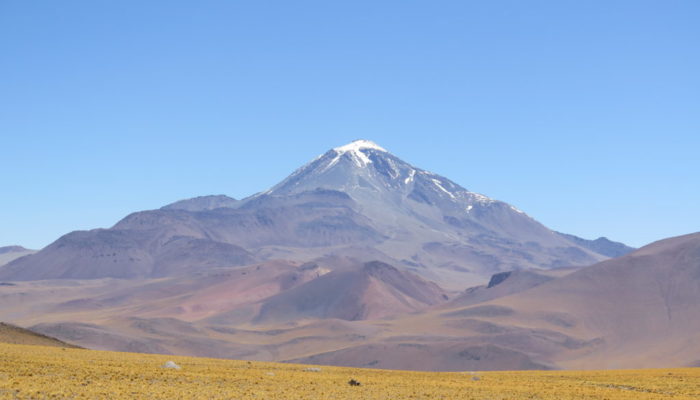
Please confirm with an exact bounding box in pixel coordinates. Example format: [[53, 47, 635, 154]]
[[0, 140, 628, 288]]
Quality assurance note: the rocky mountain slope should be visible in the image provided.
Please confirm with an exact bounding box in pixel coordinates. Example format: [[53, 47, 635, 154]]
[[161, 195, 239, 211]]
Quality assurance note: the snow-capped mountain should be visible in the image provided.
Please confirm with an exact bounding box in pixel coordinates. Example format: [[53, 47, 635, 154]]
[[265, 140, 497, 212], [0, 139, 622, 288], [242, 140, 610, 287], [260, 139, 540, 230]]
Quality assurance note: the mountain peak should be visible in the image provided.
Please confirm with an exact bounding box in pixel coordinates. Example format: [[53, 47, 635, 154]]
[[263, 138, 500, 211], [0, 246, 28, 254], [327, 139, 388, 168], [333, 139, 387, 154]]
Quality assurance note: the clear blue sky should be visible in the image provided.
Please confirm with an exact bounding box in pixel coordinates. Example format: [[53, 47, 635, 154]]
[[1, 1, 698, 249]]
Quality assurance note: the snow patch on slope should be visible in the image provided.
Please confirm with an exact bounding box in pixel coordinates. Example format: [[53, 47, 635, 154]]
[[471, 193, 495, 204], [510, 205, 525, 214], [431, 178, 456, 199], [404, 169, 416, 184]]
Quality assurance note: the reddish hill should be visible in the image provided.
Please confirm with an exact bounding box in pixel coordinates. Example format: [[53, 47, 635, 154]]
[[254, 261, 449, 323]]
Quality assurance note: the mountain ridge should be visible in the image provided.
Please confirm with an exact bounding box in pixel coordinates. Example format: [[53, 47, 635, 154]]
[[0, 246, 36, 268], [162, 195, 239, 211]]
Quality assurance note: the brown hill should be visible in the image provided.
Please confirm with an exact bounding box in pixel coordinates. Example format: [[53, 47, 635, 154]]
[[0, 322, 79, 348], [44, 260, 327, 324], [254, 261, 449, 324], [424, 232, 700, 369]]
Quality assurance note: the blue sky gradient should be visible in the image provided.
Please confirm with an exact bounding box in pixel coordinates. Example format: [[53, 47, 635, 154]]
[[1, 1, 698, 249]]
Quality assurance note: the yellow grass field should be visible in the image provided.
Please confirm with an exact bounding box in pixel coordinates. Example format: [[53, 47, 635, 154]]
[[0, 342, 698, 399]]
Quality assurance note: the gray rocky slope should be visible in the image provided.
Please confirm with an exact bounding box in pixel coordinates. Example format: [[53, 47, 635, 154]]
[[161, 195, 239, 211]]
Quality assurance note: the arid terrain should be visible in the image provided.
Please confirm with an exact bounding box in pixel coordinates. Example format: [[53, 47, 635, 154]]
[[0, 232, 698, 372], [1, 342, 699, 400], [3, 3, 697, 399]]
